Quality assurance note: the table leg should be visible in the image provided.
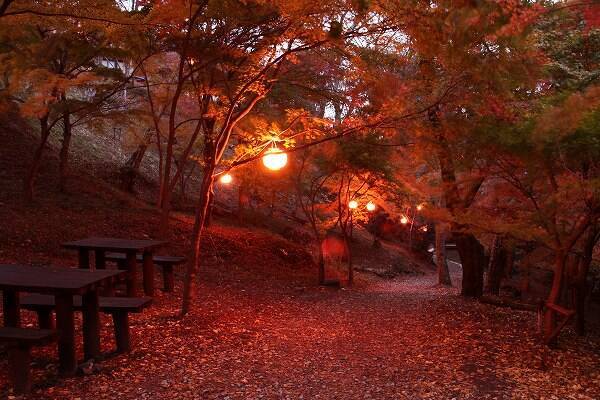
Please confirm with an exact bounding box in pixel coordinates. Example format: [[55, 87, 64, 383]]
[[82, 290, 101, 361], [95, 250, 106, 270], [142, 251, 154, 297], [78, 249, 90, 269], [55, 293, 77, 376], [2, 290, 20, 327], [125, 250, 137, 297], [112, 311, 130, 353]]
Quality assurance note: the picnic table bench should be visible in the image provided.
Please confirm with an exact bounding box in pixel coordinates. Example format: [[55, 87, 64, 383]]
[[62, 237, 166, 297], [21, 294, 151, 353], [0, 327, 56, 394], [105, 252, 186, 292], [0, 264, 124, 376]]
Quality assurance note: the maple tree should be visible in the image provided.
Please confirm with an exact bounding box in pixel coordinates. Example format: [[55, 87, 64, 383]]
[[0, 1, 134, 198], [464, 6, 600, 343], [345, 0, 547, 298]]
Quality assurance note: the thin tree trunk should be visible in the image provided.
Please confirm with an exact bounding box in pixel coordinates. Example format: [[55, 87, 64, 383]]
[[156, 132, 164, 208], [181, 164, 215, 316], [122, 142, 148, 193], [435, 223, 452, 286], [318, 245, 325, 285], [178, 162, 187, 202], [205, 188, 214, 228], [455, 232, 485, 298], [575, 228, 598, 335], [504, 243, 515, 278], [544, 250, 567, 343], [343, 233, 353, 285], [485, 235, 506, 295], [24, 114, 51, 201], [159, 190, 172, 237], [58, 112, 72, 193]]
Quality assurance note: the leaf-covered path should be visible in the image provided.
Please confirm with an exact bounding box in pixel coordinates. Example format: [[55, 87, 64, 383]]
[[7, 266, 600, 400]]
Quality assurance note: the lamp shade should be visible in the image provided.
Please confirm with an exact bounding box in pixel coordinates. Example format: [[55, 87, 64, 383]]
[[262, 148, 288, 171]]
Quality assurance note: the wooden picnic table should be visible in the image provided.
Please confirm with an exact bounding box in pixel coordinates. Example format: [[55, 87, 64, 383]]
[[62, 237, 166, 297], [0, 264, 124, 376]]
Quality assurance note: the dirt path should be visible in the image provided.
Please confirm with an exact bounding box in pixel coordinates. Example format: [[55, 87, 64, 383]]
[[4, 267, 599, 400]]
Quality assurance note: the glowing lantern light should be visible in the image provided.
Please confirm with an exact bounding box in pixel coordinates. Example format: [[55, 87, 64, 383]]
[[416, 204, 424, 211], [262, 147, 288, 171], [421, 226, 428, 232], [400, 216, 408, 224], [366, 201, 376, 212], [348, 200, 358, 209], [219, 173, 233, 184]]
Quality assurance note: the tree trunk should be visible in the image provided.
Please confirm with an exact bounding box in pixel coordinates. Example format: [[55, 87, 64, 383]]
[[435, 223, 452, 286], [318, 245, 325, 285], [544, 250, 567, 343], [574, 259, 587, 336], [159, 190, 172, 238], [204, 188, 214, 228], [122, 144, 148, 193], [485, 235, 506, 295], [504, 243, 515, 278], [455, 232, 485, 298], [24, 115, 51, 201], [179, 163, 187, 203], [58, 112, 72, 193], [343, 233, 353, 285], [181, 164, 215, 316], [575, 228, 598, 335], [156, 135, 164, 208]]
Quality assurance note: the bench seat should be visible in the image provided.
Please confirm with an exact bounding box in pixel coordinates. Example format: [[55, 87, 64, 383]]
[[105, 252, 186, 292], [0, 327, 56, 344], [21, 294, 151, 353], [105, 253, 186, 265], [21, 294, 151, 312], [0, 327, 56, 394]]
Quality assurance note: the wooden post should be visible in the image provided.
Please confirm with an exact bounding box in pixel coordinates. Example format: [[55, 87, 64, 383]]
[[55, 293, 77, 376], [37, 309, 55, 329], [82, 290, 101, 360], [78, 249, 90, 269], [125, 250, 138, 297], [2, 290, 20, 327], [95, 250, 106, 269], [112, 312, 131, 353], [162, 265, 174, 292], [142, 251, 154, 296], [8, 344, 31, 394]]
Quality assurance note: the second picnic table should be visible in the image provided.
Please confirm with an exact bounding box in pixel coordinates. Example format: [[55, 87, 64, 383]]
[[62, 237, 166, 297]]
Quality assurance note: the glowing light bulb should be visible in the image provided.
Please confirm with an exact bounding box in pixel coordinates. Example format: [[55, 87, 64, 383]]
[[366, 201, 376, 212], [416, 204, 423, 211], [421, 226, 428, 232], [400, 216, 408, 224], [219, 173, 233, 184], [262, 148, 288, 171], [348, 200, 358, 209]]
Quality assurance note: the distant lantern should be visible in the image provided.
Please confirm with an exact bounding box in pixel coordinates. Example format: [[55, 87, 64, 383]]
[[366, 201, 376, 212], [219, 173, 233, 184], [421, 226, 428, 232], [400, 216, 408, 224], [416, 204, 424, 211], [348, 200, 358, 209], [262, 147, 288, 171]]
